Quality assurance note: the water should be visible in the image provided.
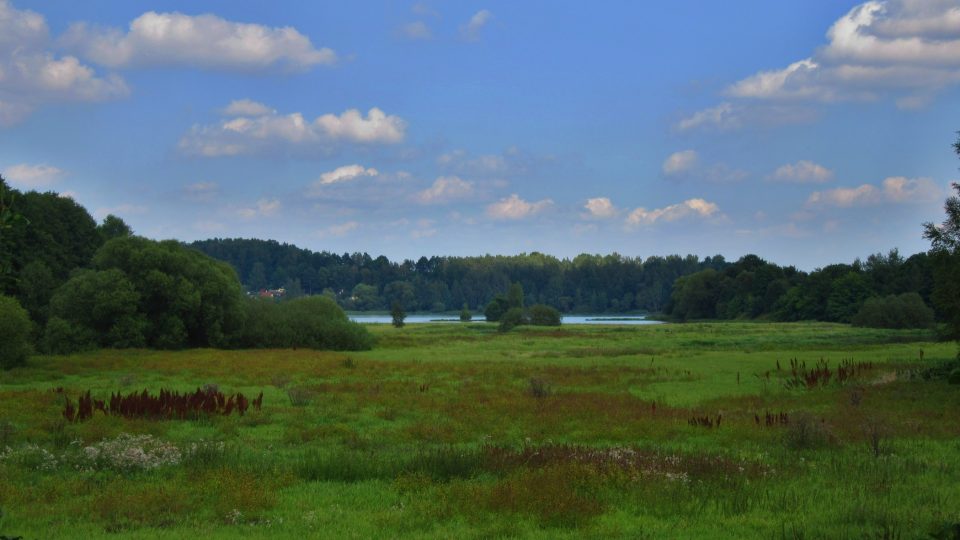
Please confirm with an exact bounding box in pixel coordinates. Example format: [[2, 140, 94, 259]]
[[347, 313, 663, 325]]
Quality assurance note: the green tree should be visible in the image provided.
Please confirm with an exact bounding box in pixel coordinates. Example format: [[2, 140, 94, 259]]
[[391, 301, 406, 328], [44, 269, 147, 352], [499, 307, 526, 332], [97, 214, 132, 242], [0, 295, 32, 369], [460, 303, 472, 322], [485, 295, 509, 322], [852, 293, 935, 329], [507, 282, 524, 309], [923, 137, 960, 340], [529, 304, 561, 326]]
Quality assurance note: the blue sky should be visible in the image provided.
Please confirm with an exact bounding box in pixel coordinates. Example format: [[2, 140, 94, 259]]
[[2, 0, 958, 270]]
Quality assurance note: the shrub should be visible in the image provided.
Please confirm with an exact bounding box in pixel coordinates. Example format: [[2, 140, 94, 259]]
[[0, 295, 31, 368], [948, 368, 960, 385], [459, 303, 472, 322], [851, 292, 935, 329], [237, 296, 373, 350], [499, 307, 526, 332], [529, 304, 561, 326], [485, 295, 508, 322]]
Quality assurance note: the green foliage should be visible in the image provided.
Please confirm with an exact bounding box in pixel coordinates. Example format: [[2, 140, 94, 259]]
[[92, 237, 245, 349], [507, 282, 524, 309], [498, 307, 526, 332], [669, 268, 722, 321], [948, 368, 960, 385], [0, 295, 32, 368], [390, 301, 406, 328], [236, 296, 373, 350], [96, 215, 132, 243], [44, 269, 146, 353], [852, 293, 935, 329], [484, 295, 508, 322], [529, 304, 561, 326], [825, 272, 872, 323], [459, 303, 472, 322]]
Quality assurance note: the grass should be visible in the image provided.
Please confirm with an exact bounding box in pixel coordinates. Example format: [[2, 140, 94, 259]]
[[0, 321, 958, 538]]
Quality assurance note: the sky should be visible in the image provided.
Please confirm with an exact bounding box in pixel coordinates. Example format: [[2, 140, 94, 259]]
[[1, 0, 959, 270]]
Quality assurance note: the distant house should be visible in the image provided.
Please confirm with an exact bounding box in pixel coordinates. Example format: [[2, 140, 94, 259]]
[[253, 287, 286, 299]]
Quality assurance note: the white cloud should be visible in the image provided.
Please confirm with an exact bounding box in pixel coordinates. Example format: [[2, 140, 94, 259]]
[[583, 197, 617, 219], [460, 9, 492, 41], [725, 2, 960, 106], [625, 198, 719, 226], [807, 176, 940, 207], [61, 11, 336, 72], [486, 193, 553, 220], [317, 164, 379, 185], [401, 21, 432, 40], [238, 198, 280, 219], [315, 108, 406, 144], [317, 221, 358, 238], [662, 150, 698, 175], [0, 1, 128, 126], [675, 103, 740, 132], [184, 181, 218, 201], [179, 103, 407, 156], [221, 99, 273, 116], [769, 160, 834, 183], [416, 176, 474, 204], [2, 163, 64, 188]]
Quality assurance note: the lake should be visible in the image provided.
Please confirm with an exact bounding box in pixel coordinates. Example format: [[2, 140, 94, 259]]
[[347, 313, 663, 325]]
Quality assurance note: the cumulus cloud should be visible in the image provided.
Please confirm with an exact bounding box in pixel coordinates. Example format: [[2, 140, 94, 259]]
[[486, 193, 553, 220], [317, 164, 379, 185], [416, 176, 474, 204], [317, 221, 358, 238], [179, 103, 407, 156], [2, 163, 64, 188], [726, 2, 960, 105], [221, 99, 273, 116], [401, 21, 432, 40], [61, 11, 336, 72], [807, 176, 940, 207], [625, 198, 719, 226], [583, 197, 617, 219], [675, 103, 740, 132], [0, 1, 128, 126], [238, 198, 280, 218], [662, 150, 699, 175], [460, 9, 492, 41], [769, 160, 834, 183]]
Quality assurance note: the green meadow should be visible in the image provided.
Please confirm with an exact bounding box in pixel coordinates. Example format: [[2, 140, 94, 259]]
[[1, 322, 958, 539]]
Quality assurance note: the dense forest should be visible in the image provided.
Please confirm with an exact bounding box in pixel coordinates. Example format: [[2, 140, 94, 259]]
[[190, 238, 726, 313]]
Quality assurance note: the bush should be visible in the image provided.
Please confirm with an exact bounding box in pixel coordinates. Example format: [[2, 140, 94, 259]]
[[459, 303, 472, 322], [499, 307, 526, 332], [948, 368, 960, 385], [237, 296, 373, 350], [851, 292, 935, 329], [0, 295, 32, 368], [485, 295, 508, 322], [529, 304, 561, 326]]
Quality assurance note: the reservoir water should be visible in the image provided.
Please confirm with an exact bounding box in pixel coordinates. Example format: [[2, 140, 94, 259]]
[[347, 314, 663, 325]]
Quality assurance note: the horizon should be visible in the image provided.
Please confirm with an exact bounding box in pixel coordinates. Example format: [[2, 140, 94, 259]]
[[2, 1, 958, 270]]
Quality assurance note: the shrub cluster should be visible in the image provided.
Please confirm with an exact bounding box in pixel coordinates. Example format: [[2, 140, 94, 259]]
[[851, 292, 935, 329], [0, 295, 31, 369], [235, 296, 373, 350]]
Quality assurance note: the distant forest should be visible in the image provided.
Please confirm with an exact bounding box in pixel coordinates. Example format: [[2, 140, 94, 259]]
[[190, 238, 936, 323]]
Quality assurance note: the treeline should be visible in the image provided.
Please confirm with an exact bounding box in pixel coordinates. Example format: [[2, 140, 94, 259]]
[[190, 238, 728, 313], [666, 251, 937, 327], [0, 178, 373, 368]]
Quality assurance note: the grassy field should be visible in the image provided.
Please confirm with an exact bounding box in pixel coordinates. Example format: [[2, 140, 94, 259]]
[[1, 322, 958, 539]]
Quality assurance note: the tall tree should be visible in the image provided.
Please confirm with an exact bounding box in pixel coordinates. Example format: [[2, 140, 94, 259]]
[[923, 135, 960, 340]]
